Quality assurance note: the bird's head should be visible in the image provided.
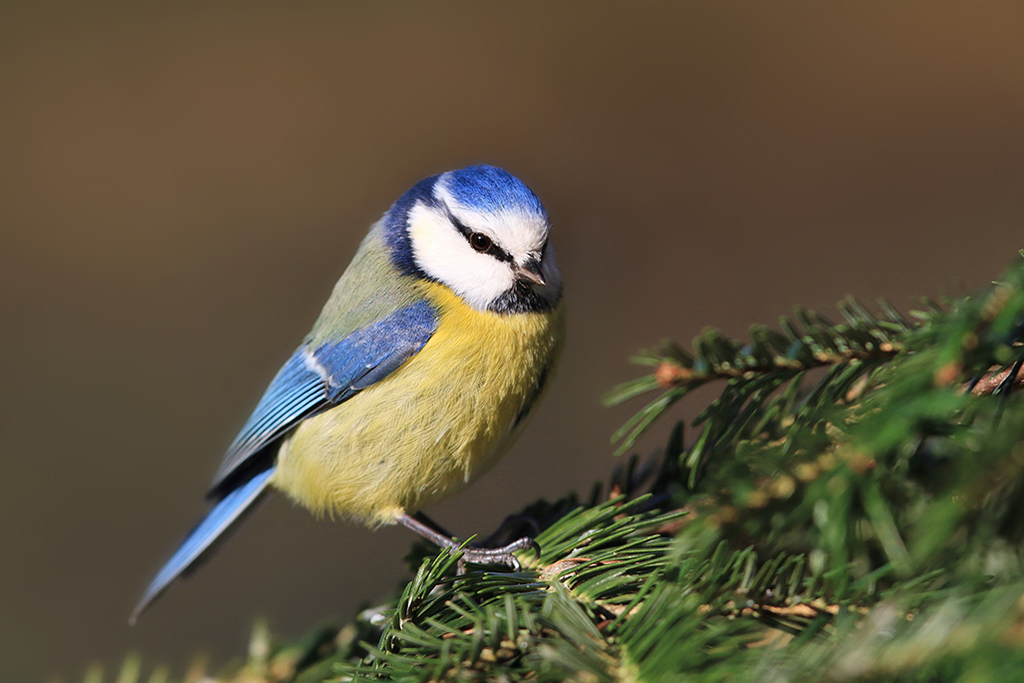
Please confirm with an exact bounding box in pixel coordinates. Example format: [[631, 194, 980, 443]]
[[384, 165, 562, 314]]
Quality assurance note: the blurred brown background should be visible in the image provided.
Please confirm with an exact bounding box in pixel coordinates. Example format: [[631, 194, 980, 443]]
[[2, 2, 1022, 680]]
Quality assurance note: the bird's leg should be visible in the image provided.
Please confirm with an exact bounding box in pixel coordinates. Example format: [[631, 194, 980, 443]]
[[399, 512, 457, 548], [398, 512, 539, 573]]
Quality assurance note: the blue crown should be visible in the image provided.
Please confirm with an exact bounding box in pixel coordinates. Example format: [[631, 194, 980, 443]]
[[441, 165, 547, 219]]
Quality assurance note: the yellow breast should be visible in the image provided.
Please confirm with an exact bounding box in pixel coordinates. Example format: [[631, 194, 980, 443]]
[[271, 282, 565, 526]]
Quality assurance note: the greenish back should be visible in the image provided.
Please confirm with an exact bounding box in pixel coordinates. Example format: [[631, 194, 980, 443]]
[[306, 222, 426, 347]]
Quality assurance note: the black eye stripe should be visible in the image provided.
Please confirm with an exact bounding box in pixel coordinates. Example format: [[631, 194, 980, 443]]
[[447, 211, 513, 263], [448, 212, 472, 238]]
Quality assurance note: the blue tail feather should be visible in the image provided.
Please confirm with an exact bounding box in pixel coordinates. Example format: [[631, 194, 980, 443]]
[[130, 468, 274, 624]]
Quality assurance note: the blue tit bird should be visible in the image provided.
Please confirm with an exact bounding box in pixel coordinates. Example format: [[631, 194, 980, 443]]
[[131, 164, 564, 623]]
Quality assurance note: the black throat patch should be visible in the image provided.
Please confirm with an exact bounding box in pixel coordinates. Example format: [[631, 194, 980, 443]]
[[489, 279, 559, 314]]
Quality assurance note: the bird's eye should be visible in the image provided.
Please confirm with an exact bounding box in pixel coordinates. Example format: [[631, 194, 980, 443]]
[[469, 232, 492, 252]]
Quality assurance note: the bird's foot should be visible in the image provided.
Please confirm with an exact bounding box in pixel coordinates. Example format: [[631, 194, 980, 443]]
[[455, 536, 540, 574], [398, 512, 540, 573]]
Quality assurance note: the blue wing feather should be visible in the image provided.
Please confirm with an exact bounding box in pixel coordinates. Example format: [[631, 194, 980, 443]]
[[208, 299, 438, 492], [318, 300, 440, 400], [219, 353, 324, 469]]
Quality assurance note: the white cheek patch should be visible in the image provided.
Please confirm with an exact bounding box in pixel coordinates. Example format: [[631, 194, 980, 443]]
[[407, 203, 515, 311]]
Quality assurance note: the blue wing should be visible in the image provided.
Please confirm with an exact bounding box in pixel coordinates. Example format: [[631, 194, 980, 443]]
[[131, 300, 437, 623], [208, 299, 438, 493]]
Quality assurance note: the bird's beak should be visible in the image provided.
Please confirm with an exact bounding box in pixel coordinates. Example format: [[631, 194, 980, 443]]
[[516, 258, 546, 286]]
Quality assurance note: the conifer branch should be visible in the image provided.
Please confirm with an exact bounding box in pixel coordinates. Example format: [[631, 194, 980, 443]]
[[603, 297, 916, 455]]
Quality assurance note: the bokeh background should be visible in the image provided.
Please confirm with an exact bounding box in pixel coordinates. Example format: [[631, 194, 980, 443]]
[[2, 2, 1023, 680]]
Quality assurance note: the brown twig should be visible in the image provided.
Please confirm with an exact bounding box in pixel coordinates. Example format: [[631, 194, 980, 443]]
[[654, 345, 901, 390], [969, 365, 1024, 396]]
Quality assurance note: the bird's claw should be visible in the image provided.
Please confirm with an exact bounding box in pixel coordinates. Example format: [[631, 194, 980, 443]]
[[453, 536, 540, 574]]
